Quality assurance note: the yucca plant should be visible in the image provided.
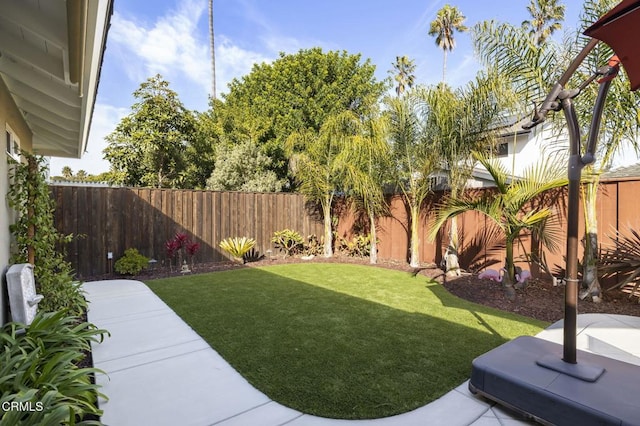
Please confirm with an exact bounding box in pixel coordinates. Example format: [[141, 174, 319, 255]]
[[219, 237, 256, 263], [598, 227, 640, 300]]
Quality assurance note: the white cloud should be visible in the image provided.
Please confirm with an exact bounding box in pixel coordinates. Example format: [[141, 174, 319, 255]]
[[109, 0, 211, 95], [108, 0, 280, 102], [216, 35, 271, 94]]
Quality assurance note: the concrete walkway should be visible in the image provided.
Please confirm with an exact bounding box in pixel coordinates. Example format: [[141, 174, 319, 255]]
[[84, 280, 640, 426]]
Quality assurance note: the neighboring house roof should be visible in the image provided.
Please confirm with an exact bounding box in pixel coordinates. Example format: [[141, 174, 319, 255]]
[[496, 116, 533, 138], [602, 163, 640, 181], [0, 0, 113, 158]]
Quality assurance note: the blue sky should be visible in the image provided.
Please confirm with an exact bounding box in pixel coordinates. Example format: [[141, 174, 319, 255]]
[[50, 0, 589, 176]]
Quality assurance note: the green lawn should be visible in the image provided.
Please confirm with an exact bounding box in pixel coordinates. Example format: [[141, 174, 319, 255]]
[[146, 263, 547, 419]]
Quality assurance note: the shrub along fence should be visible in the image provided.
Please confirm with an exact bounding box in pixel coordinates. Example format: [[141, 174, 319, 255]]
[[50, 178, 640, 280]]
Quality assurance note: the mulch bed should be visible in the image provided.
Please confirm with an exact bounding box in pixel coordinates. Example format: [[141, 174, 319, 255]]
[[86, 256, 640, 324]]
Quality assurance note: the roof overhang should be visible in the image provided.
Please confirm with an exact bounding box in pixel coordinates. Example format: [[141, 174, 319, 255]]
[[0, 0, 113, 158]]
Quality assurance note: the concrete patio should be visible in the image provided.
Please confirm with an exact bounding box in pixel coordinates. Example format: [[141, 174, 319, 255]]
[[84, 279, 640, 426]]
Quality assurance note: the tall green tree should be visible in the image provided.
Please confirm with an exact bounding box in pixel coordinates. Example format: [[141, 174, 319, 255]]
[[429, 152, 567, 299], [286, 112, 361, 257], [391, 56, 416, 97], [423, 72, 513, 275], [521, 0, 566, 46], [341, 113, 391, 264], [217, 48, 387, 184], [206, 140, 285, 192], [103, 75, 196, 188], [473, 18, 565, 112], [386, 92, 438, 267], [428, 5, 468, 83]]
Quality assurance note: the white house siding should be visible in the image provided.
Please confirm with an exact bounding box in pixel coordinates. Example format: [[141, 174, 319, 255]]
[[495, 124, 568, 178]]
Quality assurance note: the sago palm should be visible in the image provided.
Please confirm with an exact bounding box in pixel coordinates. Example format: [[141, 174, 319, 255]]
[[429, 151, 567, 299]]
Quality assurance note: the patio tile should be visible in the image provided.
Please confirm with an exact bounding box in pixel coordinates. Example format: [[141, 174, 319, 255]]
[[97, 348, 271, 426], [91, 309, 204, 366], [212, 401, 303, 426]]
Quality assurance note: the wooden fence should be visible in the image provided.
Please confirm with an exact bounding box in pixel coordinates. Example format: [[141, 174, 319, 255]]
[[50, 186, 324, 278], [51, 179, 640, 280]]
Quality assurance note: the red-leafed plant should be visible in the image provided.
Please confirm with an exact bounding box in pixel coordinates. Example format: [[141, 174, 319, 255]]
[[165, 232, 200, 271], [186, 241, 201, 270]]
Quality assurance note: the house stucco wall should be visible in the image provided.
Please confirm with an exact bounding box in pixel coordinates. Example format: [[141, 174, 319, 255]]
[[496, 124, 568, 178], [0, 76, 32, 325]]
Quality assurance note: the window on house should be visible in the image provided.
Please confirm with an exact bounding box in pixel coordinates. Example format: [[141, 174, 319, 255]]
[[496, 142, 508, 157], [5, 125, 20, 160]]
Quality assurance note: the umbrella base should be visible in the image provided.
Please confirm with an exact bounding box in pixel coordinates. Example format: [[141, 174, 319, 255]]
[[469, 336, 640, 426]]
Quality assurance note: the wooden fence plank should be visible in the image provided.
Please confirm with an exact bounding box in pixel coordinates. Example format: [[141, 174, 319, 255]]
[[53, 183, 640, 280]]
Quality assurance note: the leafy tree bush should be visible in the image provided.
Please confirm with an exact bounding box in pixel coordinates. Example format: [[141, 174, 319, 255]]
[[7, 153, 84, 315], [216, 48, 387, 184], [114, 248, 149, 275], [337, 235, 373, 258], [103, 74, 196, 188], [271, 230, 304, 258], [206, 141, 285, 192], [0, 311, 108, 424]]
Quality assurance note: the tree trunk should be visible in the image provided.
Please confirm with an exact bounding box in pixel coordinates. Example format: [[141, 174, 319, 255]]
[[369, 210, 377, 265], [409, 202, 420, 268], [442, 50, 447, 84], [322, 194, 333, 258], [445, 215, 461, 277], [581, 180, 602, 302], [209, 0, 216, 101], [503, 237, 516, 300]]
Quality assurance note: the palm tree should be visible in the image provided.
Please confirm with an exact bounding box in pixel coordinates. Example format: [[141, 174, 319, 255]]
[[428, 5, 468, 83], [386, 92, 438, 268], [341, 113, 391, 264], [209, 0, 216, 101], [286, 112, 359, 257], [61, 166, 73, 179], [429, 152, 567, 299], [473, 18, 564, 110], [391, 56, 416, 97], [521, 0, 566, 47], [423, 71, 513, 275], [568, 0, 640, 301]]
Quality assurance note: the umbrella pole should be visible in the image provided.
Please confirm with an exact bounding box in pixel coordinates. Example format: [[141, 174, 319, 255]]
[[560, 97, 581, 364], [560, 63, 617, 365]]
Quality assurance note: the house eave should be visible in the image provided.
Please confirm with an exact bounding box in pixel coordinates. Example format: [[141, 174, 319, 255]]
[[0, 0, 113, 159]]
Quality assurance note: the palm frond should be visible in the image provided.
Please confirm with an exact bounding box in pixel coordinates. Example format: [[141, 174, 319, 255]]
[[472, 151, 510, 194]]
